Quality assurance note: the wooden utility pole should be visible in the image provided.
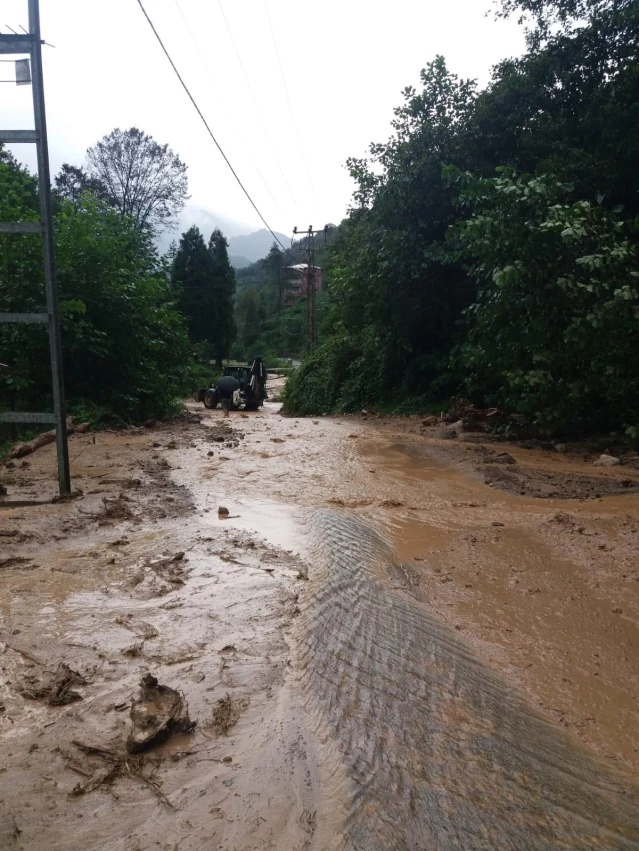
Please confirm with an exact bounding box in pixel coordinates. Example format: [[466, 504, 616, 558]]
[[0, 0, 71, 494]]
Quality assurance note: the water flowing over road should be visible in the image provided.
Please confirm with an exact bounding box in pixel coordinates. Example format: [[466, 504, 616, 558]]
[[302, 510, 639, 850], [1, 403, 638, 849]]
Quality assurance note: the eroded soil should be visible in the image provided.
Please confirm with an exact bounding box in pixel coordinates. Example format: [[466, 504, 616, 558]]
[[1, 405, 638, 849]]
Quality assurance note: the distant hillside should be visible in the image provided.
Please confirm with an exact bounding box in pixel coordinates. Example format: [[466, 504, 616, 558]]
[[229, 255, 251, 269], [228, 229, 288, 265]]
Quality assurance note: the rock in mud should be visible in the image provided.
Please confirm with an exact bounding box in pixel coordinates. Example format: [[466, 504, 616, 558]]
[[440, 427, 458, 440], [492, 452, 517, 465], [146, 552, 188, 585], [100, 493, 137, 525], [115, 613, 159, 638], [593, 454, 621, 467], [218, 506, 230, 518], [18, 663, 86, 706], [207, 692, 248, 735], [126, 674, 195, 753]]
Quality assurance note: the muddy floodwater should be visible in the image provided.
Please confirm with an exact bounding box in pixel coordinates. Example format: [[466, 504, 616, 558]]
[[1, 403, 638, 849]]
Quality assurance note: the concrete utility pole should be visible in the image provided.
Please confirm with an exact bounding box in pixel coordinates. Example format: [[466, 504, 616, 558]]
[[293, 225, 326, 353], [0, 0, 71, 494]]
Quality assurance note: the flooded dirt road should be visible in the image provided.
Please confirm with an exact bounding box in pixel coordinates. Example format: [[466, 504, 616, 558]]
[[1, 404, 638, 849]]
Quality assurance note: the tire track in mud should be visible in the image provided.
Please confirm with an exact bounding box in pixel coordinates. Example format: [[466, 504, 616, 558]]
[[300, 510, 639, 851]]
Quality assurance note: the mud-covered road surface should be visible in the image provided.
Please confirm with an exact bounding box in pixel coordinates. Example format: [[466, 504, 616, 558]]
[[1, 404, 638, 849]]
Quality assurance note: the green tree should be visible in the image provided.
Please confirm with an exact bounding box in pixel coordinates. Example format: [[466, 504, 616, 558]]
[[208, 228, 236, 366], [287, 57, 478, 412], [1, 149, 193, 422], [86, 127, 188, 231], [474, 1, 639, 213], [235, 287, 265, 354], [172, 226, 217, 347], [496, 0, 633, 44], [54, 163, 112, 205], [286, 3, 639, 428], [448, 169, 639, 432]]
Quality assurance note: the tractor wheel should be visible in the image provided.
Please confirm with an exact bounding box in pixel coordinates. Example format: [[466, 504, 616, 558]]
[[204, 389, 218, 409]]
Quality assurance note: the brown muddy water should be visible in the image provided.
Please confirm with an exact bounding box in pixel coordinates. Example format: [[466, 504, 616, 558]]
[[1, 404, 638, 849], [303, 510, 639, 850]]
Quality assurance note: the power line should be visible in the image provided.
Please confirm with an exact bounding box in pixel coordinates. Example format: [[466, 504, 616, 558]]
[[135, 0, 294, 260], [171, 0, 284, 218], [215, 0, 300, 213], [262, 0, 318, 206]]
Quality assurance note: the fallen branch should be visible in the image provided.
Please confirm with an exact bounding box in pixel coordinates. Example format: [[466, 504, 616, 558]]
[[72, 740, 119, 760], [7, 420, 90, 461], [69, 739, 174, 808], [2, 640, 44, 667], [124, 759, 173, 809]]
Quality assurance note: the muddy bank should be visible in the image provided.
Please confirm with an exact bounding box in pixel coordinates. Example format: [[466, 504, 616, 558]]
[[360, 413, 639, 499]]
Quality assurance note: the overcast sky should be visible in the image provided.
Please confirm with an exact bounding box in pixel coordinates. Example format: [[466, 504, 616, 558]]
[[2, 0, 525, 240]]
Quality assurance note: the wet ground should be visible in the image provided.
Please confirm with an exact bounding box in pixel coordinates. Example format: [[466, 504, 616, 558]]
[[0, 404, 638, 849]]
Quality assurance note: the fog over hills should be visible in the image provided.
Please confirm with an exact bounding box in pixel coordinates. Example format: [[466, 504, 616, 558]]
[[227, 229, 289, 266], [156, 208, 287, 268]]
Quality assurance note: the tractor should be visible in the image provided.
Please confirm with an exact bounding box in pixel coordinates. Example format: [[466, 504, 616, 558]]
[[197, 357, 268, 412]]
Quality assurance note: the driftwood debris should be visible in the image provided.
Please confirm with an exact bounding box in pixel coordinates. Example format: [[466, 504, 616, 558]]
[[7, 420, 90, 461], [18, 663, 87, 706], [70, 740, 173, 808]]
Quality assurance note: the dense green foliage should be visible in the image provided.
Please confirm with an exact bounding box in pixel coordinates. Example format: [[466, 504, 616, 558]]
[[233, 233, 337, 362], [286, 0, 639, 434], [234, 244, 292, 361], [448, 169, 639, 431], [0, 152, 193, 421], [208, 229, 237, 364], [54, 163, 111, 206], [1, 123, 256, 435], [171, 226, 236, 367]]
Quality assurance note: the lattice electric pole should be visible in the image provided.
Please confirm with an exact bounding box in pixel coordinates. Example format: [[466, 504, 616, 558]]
[[293, 225, 327, 353], [0, 0, 70, 494]]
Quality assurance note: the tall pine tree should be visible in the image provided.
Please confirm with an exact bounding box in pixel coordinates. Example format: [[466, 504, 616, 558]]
[[208, 228, 236, 367], [172, 226, 217, 348]]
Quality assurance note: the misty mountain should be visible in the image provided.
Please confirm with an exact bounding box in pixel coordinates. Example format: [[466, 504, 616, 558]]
[[229, 255, 252, 269], [227, 229, 289, 265], [155, 205, 255, 254]]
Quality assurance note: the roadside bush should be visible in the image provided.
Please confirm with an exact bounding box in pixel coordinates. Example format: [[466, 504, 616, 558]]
[[284, 337, 363, 415], [0, 165, 194, 422], [448, 170, 639, 433]]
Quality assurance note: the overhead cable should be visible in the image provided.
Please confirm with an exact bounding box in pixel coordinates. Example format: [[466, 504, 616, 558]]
[[135, 0, 295, 261], [215, 0, 300, 213], [262, 0, 318, 205], [171, 0, 284, 217]]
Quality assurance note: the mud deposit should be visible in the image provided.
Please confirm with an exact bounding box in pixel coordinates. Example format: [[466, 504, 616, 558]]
[[303, 511, 639, 850], [1, 403, 639, 849]]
